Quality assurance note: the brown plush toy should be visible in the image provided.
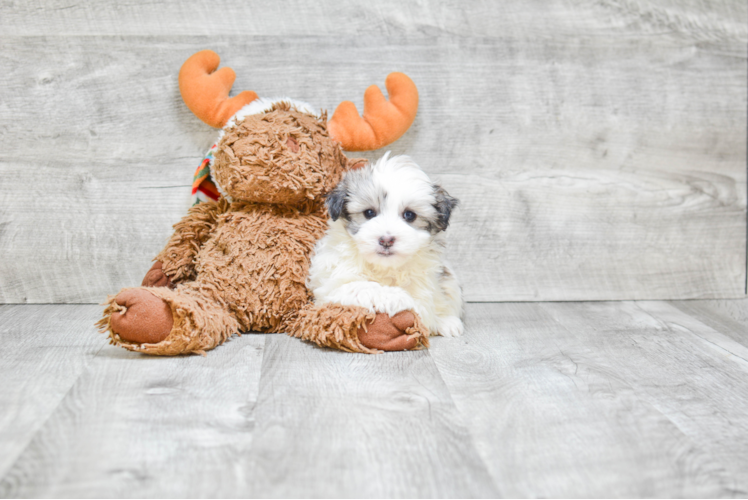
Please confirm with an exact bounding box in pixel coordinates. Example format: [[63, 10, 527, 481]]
[[97, 50, 428, 355]]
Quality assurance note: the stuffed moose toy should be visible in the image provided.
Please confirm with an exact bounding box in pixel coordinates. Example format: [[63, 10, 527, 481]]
[[97, 50, 428, 355]]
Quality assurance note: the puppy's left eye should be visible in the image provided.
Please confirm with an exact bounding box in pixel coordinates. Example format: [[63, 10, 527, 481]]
[[402, 210, 417, 223], [363, 209, 377, 219]]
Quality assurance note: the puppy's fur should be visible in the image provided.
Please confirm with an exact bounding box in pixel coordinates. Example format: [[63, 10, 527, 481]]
[[308, 153, 464, 337]]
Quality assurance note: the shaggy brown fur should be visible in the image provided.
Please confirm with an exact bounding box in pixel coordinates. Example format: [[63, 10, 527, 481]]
[[97, 104, 430, 355], [289, 305, 429, 354], [212, 105, 347, 206]]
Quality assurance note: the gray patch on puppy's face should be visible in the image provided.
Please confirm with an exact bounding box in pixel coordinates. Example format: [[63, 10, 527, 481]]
[[325, 179, 349, 222], [335, 166, 386, 237], [327, 167, 385, 236]]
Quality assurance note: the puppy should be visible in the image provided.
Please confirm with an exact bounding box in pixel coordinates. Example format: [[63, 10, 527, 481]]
[[307, 153, 464, 337]]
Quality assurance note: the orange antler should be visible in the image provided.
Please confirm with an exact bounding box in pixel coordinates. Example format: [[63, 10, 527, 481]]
[[178, 50, 258, 128], [328, 73, 419, 151]]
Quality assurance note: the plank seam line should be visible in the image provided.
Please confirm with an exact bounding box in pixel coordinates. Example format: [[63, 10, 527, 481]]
[[0, 342, 107, 487], [424, 348, 503, 495], [680, 329, 748, 365], [635, 302, 748, 367], [667, 301, 748, 348]]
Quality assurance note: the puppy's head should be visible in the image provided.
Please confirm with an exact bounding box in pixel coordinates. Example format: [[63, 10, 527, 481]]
[[326, 153, 458, 268]]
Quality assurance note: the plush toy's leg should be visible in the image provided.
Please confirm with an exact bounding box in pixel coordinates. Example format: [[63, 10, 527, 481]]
[[286, 302, 429, 354], [97, 286, 240, 356]]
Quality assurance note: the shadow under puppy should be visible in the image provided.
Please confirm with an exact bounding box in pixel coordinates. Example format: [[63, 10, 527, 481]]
[[308, 153, 464, 344]]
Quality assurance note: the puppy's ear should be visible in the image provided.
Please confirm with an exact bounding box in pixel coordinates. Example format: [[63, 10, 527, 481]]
[[433, 185, 459, 231], [326, 180, 348, 221]]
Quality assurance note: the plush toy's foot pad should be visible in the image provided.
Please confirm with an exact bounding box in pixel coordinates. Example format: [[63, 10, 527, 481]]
[[357, 311, 423, 351], [109, 289, 173, 344]]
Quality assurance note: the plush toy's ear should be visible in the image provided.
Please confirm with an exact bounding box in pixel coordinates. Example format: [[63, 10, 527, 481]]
[[346, 157, 368, 170], [179, 50, 259, 128], [433, 186, 459, 232], [328, 73, 418, 152], [326, 180, 349, 221]]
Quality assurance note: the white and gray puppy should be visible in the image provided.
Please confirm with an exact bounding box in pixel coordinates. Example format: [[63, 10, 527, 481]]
[[307, 153, 464, 337]]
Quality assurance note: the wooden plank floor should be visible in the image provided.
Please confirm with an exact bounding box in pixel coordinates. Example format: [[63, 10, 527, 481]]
[[1, 300, 747, 497]]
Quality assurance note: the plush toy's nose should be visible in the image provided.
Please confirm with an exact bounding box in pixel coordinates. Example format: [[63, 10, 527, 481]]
[[286, 136, 300, 153], [378, 236, 396, 248]]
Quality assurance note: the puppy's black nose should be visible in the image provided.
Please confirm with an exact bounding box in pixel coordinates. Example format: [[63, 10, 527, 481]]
[[378, 236, 396, 248]]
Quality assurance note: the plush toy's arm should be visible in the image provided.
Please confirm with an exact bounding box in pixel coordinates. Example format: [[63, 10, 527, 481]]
[[285, 302, 429, 354], [152, 197, 230, 284]]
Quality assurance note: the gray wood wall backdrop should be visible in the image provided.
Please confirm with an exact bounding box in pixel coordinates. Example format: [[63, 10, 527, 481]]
[[0, 0, 745, 303]]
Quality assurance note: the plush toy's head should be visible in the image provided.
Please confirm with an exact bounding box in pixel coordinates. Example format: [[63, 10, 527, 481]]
[[211, 103, 350, 206], [179, 50, 419, 207]]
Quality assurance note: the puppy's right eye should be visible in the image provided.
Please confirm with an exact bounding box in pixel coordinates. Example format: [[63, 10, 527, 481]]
[[363, 209, 377, 219]]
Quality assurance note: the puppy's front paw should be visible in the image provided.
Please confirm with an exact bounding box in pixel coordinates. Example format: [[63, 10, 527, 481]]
[[335, 282, 415, 316], [371, 287, 416, 316], [436, 316, 464, 338]]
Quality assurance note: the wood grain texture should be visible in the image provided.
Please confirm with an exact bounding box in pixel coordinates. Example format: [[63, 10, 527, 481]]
[[0, 305, 497, 498], [239, 335, 499, 498], [544, 300, 748, 495], [0, 327, 265, 498], [0, 0, 746, 303], [3, 301, 748, 496], [430, 301, 748, 497], [2, 0, 746, 39], [0, 160, 193, 304], [0, 305, 103, 480], [668, 298, 748, 347]]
